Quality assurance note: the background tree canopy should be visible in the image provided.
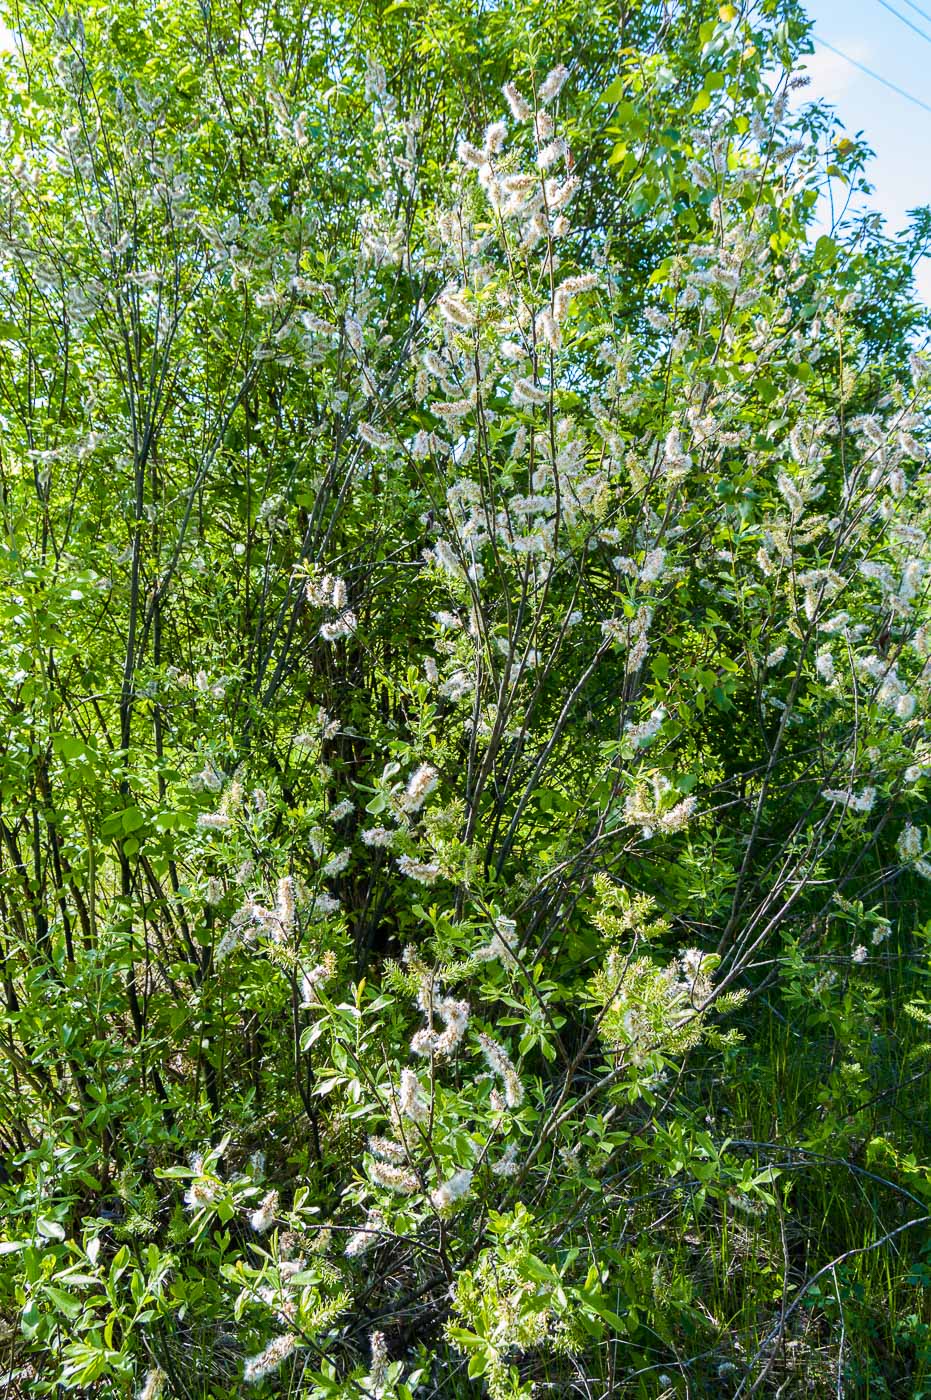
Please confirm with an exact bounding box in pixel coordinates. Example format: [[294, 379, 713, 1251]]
[[1, 0, 931, 1394]]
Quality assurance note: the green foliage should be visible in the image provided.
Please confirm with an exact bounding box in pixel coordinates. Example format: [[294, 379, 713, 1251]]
[[0, 0, 930, 1394]]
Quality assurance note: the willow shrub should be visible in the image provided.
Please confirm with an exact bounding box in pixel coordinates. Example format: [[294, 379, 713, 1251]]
[[1, 0, 930, 1395]]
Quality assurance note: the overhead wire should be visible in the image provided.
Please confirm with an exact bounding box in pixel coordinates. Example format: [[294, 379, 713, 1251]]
[[892, 0, 931, 26], [874, 0, 931, 45], [813, 35, 931, 117]]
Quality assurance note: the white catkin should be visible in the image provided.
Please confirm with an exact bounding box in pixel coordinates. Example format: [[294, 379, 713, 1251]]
[[243, 1333, 297, 1384], [815, 649, 835, 684], [477, 1032, 524, 1107], [359, 422, 393, 449], [344, 1208, 384, 1257], [400, 763, 438, 813], [396, 854, 441, 885], [457, 139, 486, 168], [137, 1372, 166, 1400], [369, 1159, 419, 1194], [430, 1167, 473, 1209], [250, 1189, 279, 1233], [897, 823, 924, 862], [491, 1142, 520, 1177], [362, 825, 394, 847], [399, 1066, 430, 1121], [369, 1331, 389, 1391], [503, 81, 531, 122], [538, 64, 569, 103], [484, 120, 507, 155], [368, 1135, 408, 1162], [823, 786, 876, 814]]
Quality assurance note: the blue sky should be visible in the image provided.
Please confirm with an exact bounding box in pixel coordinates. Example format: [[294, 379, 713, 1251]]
[[0, 3, 928, 293], [802, 0, 931, 300]]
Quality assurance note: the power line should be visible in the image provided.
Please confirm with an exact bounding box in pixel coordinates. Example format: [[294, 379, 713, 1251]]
[[899, 0, 931, 25], [874, 0, 931, 45], [814, 35, 931, 117]]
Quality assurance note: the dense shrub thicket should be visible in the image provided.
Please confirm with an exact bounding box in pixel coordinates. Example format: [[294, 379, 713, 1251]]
[[1, 0, 931, 1394]]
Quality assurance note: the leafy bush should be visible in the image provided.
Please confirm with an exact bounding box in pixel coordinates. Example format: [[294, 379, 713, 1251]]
[[1, 0, 930, 1394]]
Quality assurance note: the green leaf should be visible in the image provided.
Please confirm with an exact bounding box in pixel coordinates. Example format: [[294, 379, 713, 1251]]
[[313, 1076, 344, 1096], [577, 1289, 628, 1333], [446, 1327, 484, 1350], [43, 1285, 83, 1319], [814, 235, 838, 267]]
